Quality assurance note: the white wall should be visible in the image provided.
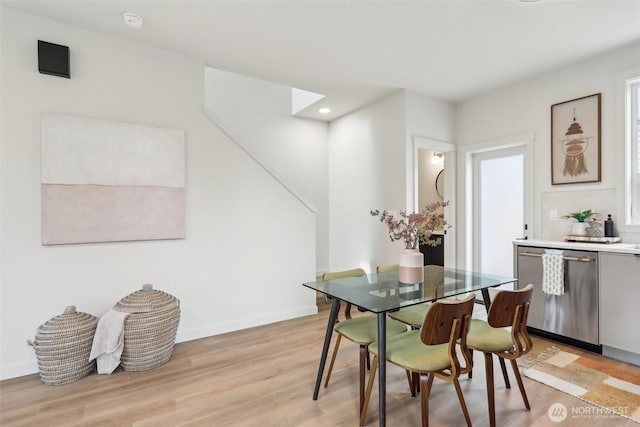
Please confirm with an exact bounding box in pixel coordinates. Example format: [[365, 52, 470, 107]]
[[456, 40, 640, 266], [405, 90, 455, 212], [328, 91, 406, 272], [327, 90, 455, 272], [203, 68, 329, 274], [0, 9, 316, 379]]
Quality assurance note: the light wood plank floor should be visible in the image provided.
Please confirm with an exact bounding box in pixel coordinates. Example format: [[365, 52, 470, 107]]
[[1, 300, 638, 426]]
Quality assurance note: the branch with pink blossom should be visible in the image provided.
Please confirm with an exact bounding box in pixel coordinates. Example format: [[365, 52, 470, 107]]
[[370, 201, 449, 249]]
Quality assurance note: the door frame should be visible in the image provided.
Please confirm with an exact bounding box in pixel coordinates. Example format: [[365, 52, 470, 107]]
[[460, 132, 535, 271], [412, 136, 456, 268]]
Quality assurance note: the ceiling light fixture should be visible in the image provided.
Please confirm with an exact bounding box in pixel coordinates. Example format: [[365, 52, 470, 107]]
[[318, 107, 331, 114], [123, 13, 144, 29]]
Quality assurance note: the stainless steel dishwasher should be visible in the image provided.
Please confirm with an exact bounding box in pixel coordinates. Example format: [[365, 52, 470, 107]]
[[515, 245, 600, 353]]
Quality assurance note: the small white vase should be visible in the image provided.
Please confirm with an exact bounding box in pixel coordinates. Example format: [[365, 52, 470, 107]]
[[572, 222, 587, 236], [398, 249, 424, 284]]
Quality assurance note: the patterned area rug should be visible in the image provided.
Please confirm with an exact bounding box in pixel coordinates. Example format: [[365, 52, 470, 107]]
[[522, 347, 640, 423]]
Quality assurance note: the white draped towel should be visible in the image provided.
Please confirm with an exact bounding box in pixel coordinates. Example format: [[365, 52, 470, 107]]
[[541, 253, 565, 296], [89, 308, 130, 374]]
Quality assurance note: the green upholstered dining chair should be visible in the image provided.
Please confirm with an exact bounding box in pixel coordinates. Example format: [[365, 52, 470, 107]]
[[375, 263, 399, 273], [466, 284, 534, 427], [381, 264, 441, 329], [322, 268, 364, 305], [360, 293, 476, 427], [377, 264, 430, 394], [322, 268, 407, 414]]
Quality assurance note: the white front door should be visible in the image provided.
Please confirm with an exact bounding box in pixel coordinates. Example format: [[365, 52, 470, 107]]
[[472, 145, 529, 285]]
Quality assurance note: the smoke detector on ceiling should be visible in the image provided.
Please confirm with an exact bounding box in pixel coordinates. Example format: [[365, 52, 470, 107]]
[[123, 13, 144, 29]]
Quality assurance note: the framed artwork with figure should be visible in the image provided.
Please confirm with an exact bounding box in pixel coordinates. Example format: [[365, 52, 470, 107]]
[[551, 93, 601, 185]]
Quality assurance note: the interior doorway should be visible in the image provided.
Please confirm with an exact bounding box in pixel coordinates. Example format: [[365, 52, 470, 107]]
[[413, 136, 456, 268]]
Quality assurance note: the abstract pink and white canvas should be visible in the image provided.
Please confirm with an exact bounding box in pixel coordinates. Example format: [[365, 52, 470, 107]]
[[41, 113, 185, 245]]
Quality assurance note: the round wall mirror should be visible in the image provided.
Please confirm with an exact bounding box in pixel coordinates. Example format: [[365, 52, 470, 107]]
[[435, 169, 444, 198]]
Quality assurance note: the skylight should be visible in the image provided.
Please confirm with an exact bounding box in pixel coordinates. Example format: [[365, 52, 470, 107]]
[[291, 88, 325, 116]]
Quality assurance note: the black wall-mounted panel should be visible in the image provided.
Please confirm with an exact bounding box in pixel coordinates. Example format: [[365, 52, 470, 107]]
[[38, 40, 70, 79]]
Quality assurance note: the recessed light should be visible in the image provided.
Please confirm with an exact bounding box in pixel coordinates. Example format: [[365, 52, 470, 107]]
[[318, 108, 331, 114], [123, 13, 144, 29]]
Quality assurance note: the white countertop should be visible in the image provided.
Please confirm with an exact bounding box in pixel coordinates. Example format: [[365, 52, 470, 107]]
[[513, 239, 640, 255]]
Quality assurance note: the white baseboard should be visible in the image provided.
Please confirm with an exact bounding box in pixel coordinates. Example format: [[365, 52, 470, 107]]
[[0, 360, 39, 381], [602, 345, 640, 366], [175, 305, 318, 343]]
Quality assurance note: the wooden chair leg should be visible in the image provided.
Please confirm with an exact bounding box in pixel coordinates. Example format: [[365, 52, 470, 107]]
[[499, 357, 511, 389], [420, 374, 435, 427], [366, 351, 371, 371], [324, 334, 342, 388], [359, 345, 367, 413], [510, 358, 531, 410], [413, 371, 420, 395], [360, 356, 378, 426], [406, 370, 416, 397], [468, 348, 474, 378], [453, 378, 472, 427], [485, 352, 496, 427]]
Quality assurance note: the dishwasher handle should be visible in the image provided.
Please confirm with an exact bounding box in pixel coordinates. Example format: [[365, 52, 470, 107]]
[[519, 252, 595, 263]]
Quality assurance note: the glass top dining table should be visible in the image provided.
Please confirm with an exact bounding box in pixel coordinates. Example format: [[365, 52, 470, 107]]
[[303, 266, 517, 426]]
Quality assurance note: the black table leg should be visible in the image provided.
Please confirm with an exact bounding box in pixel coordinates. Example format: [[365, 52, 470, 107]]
[[377, 312, 386, 427], [480, 288, 511, 389], [313, 298, 340, 400]]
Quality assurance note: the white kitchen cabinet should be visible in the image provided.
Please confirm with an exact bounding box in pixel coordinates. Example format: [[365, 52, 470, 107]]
[[599, 252, 640, 362]]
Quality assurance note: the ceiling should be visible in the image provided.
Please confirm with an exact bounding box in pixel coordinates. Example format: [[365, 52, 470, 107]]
[[2, 0, 640, 121]]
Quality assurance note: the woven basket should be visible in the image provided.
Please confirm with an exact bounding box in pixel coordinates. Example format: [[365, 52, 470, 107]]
[[115, 284, 180, 372], [28, 306, 97, 385]]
